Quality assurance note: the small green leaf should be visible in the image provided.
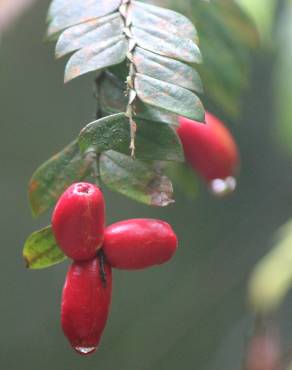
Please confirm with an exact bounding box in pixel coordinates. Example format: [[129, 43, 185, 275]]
[[23, 226, 66, 269], [47, 0, 122, 36], [55, 13, 123, 58], [131, 26, 201, 64], [100, 150, 174, 206], [135, 74, 205, 121], [130, 1, 198, 42], [28, 140, 91, 217], [133, 47, 203, 94], [79, 113, 184, 161], [64, 35, 127, 82]]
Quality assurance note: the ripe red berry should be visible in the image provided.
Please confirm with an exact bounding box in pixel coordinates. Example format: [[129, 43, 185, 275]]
[[61, 257, 112, 355], [103, 218, 178, 270], [177, 112, 240, 195], [52, 182, 105, 261]]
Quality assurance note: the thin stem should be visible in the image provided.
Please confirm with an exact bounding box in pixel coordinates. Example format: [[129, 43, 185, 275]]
[[120, 0, 137, 157]]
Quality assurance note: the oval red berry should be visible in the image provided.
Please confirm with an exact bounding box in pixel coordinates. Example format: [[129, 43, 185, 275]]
[[52, 182, 105, 261], [103, 218, 178, 270], [61, 257, 112, 355], [177, 112, 240, 182]]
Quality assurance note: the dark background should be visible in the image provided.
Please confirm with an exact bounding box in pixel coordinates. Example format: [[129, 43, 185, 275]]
[[1, 1, 292, 369]]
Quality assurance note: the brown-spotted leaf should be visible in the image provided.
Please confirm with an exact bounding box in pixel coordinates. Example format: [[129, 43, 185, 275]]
[[135, 73, 205, 121], [133, 47, 203, 94], [64, 35, 127, 82], [47, 0, 122, 36], [100, 150, 174, 207], [131, 26, 201, 65], [23, 226, 66, 269], [28, 140, 91, 217], [130, 1, 198, 42], [55, 13, 123, 58]]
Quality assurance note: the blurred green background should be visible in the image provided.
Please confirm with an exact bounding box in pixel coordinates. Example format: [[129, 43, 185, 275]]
[[1, 0, 292, 369]]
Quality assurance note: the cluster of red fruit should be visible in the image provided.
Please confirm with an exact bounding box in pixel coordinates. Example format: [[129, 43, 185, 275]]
[[52, 182, 178, 355], [50, 112, 239, 355]]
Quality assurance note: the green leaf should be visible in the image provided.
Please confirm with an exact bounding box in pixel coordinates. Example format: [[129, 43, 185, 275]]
[[48, 0, 204, 123], [131, 26, 201, 64], [248, 220, 292, 313], [98, 71, 179, 125], [47, 0, 122, 36], [135, 74, 205, 121], [28, 140, 91, 217], [129, 1, 201, 65], [23, 226, 66, 269], [130, 1, 198, 42], [55, 13, 123, 58], [100, 150, 174, 206], [64, 34, 127, 82], [133, 47, 203, 94], [79, 113, 184, 161], [167, 0, 258, 117]]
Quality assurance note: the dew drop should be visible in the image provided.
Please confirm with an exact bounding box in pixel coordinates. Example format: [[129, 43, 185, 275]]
[[209, 176, 237, 197], [74, 346, 97, 355]]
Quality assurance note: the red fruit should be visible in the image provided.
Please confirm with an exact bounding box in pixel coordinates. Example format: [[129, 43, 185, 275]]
[[177, 112, 240, 194], [61, 258, 112, 355], [103, 218, 178, 270], [52, 182, 105, 261]]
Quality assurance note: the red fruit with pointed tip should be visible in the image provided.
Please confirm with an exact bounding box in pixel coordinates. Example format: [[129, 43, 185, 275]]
[[52, 182, 105, 261], [177, 112, 239, 184], [61, 258, 112, 355], [103, 218, 178, 270]]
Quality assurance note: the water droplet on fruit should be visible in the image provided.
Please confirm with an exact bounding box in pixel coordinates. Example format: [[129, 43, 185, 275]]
[[74, 346, 97, 355], [210, 176, 237, 197]]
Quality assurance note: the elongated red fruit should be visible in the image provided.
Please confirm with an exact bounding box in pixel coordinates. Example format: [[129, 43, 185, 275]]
[[177, 112, 240, 195], [103, 218, 178, 270], [52, 182, 105, 261], [61, 258, 112, 355]]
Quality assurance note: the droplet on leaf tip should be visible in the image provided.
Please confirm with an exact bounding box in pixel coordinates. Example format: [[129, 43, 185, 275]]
[[209, 176, 237, 197]]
